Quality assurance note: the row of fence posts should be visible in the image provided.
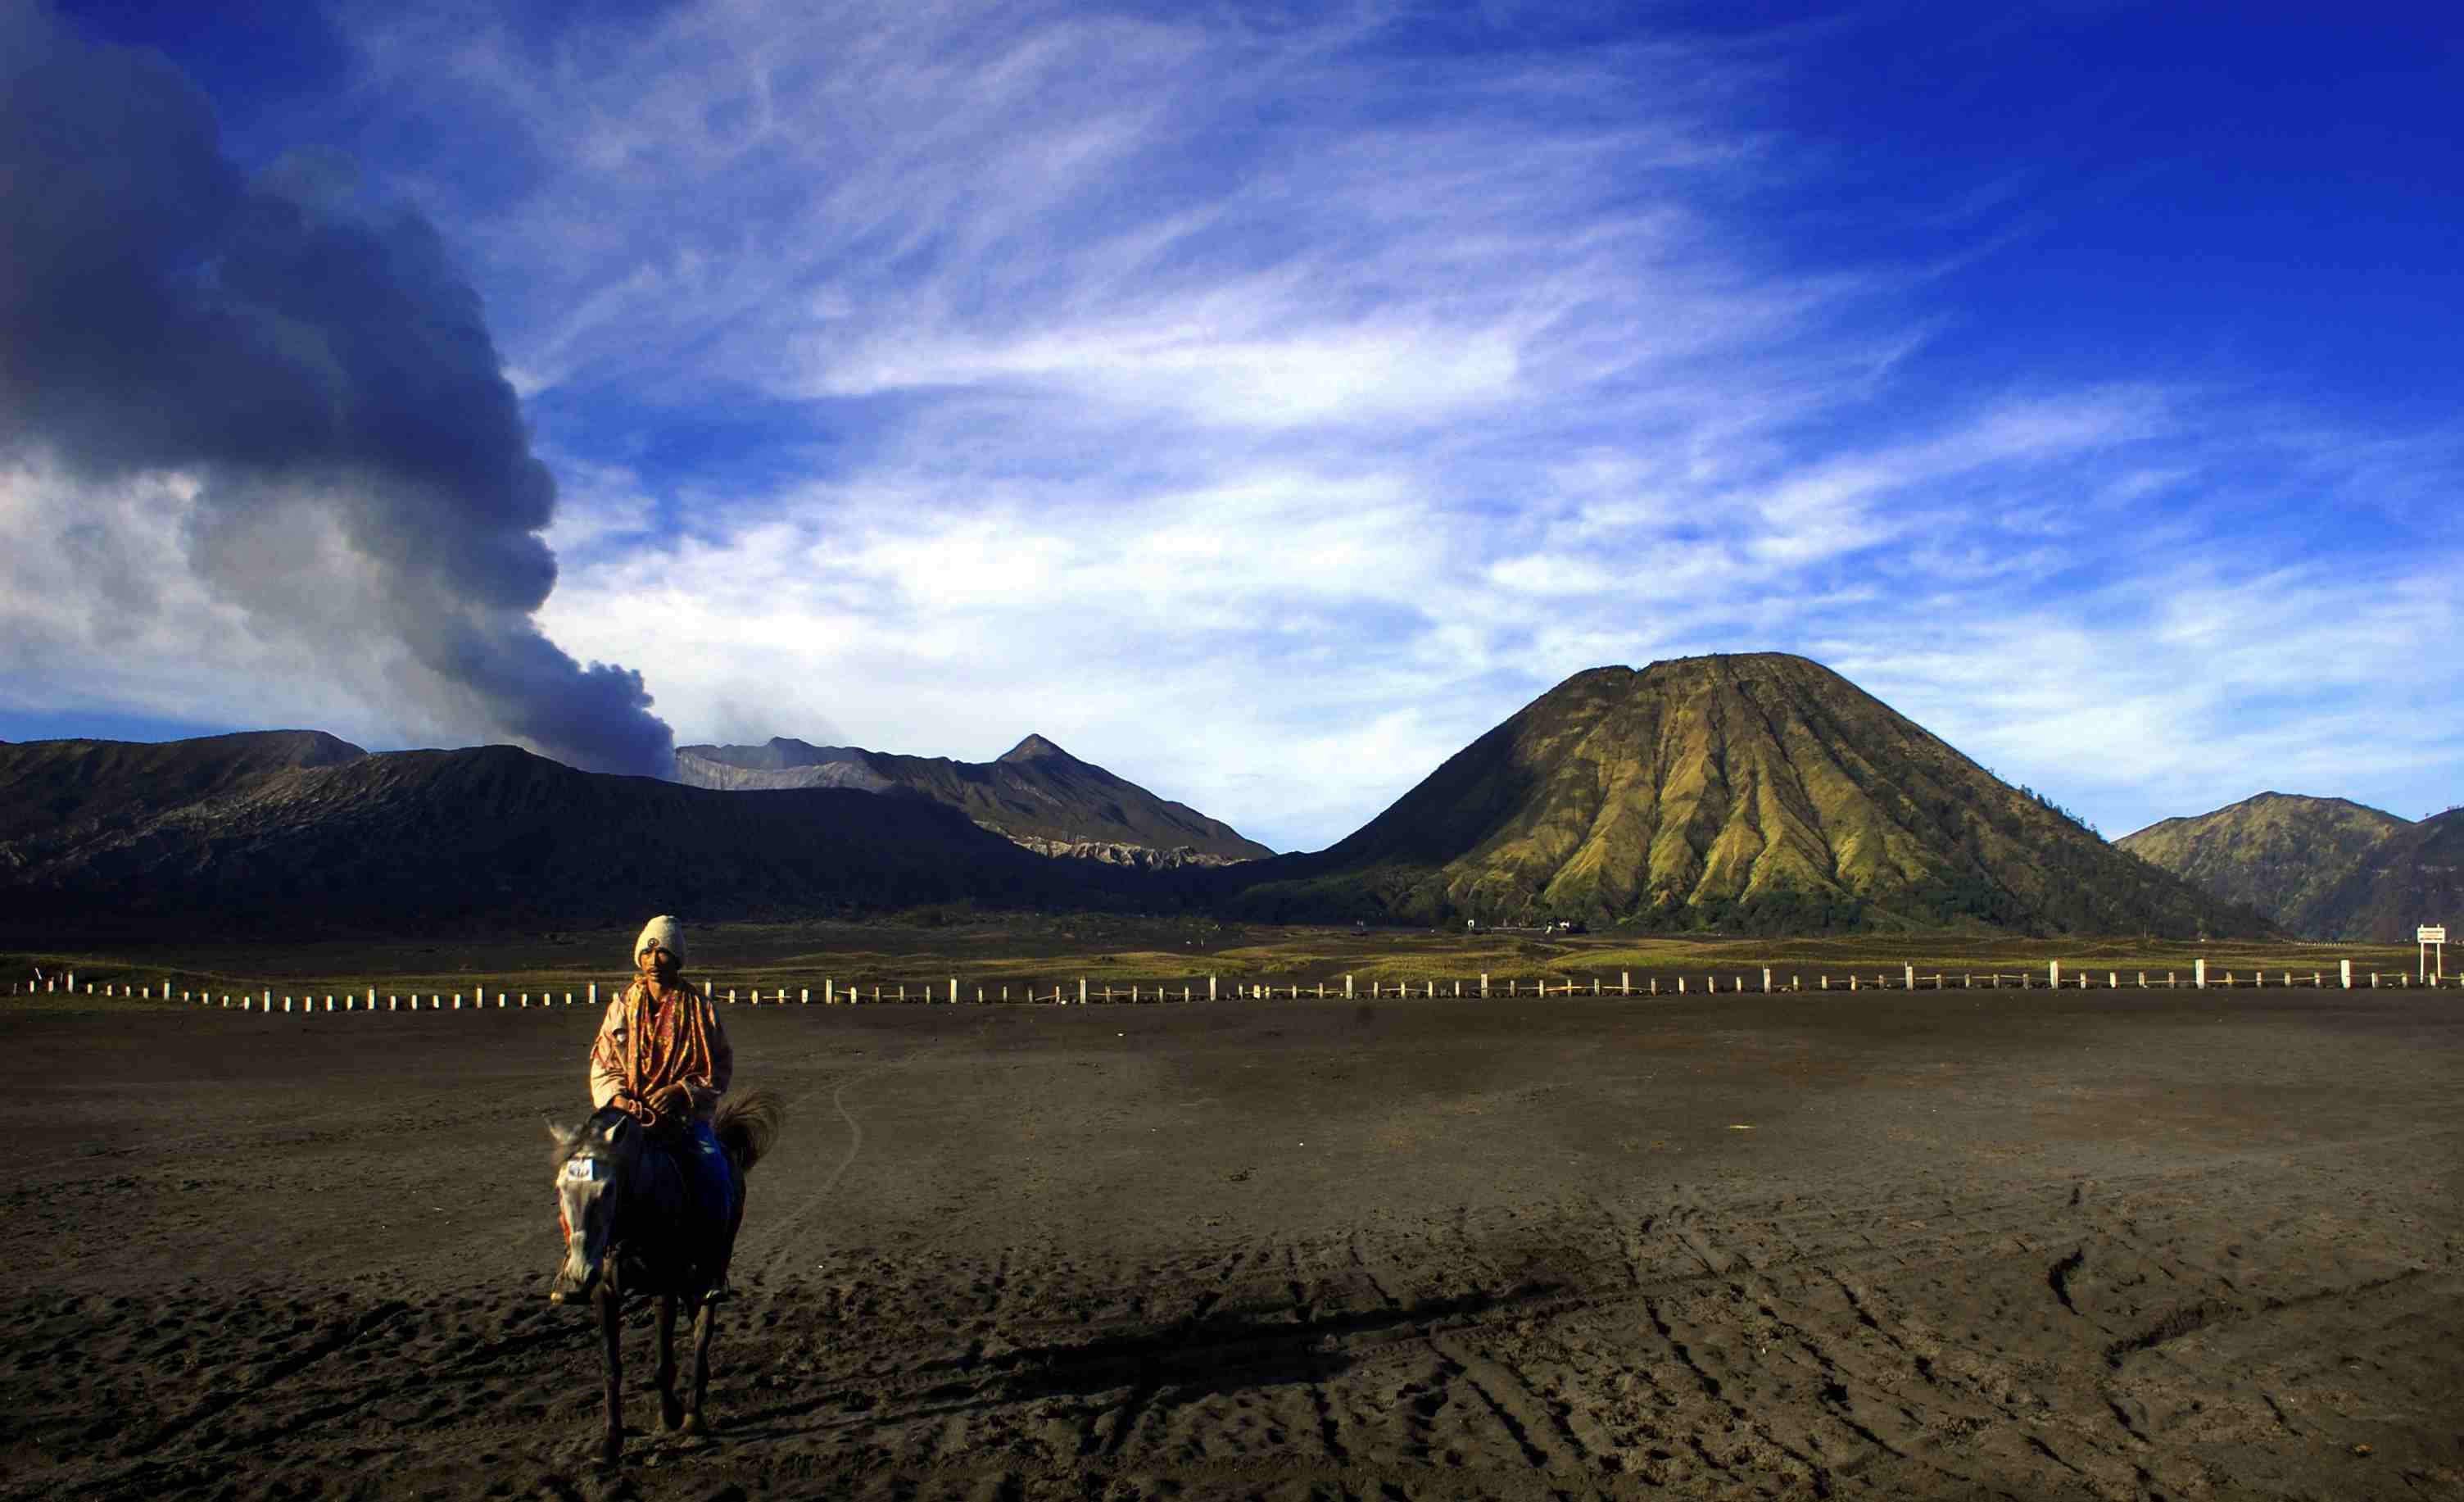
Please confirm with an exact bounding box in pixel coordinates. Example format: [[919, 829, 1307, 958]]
[[11, 957, 2448, 1010]]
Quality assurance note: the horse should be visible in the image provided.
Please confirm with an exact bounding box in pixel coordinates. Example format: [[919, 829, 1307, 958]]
[[545, 1090, 783, 1465]]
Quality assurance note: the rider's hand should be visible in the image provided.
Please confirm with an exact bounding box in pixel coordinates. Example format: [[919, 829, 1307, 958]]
[[652, 1082, 694, 1116]]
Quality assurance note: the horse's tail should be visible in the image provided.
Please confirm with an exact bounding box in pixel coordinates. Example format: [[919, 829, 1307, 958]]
[[713, 1088, 784, 1175]]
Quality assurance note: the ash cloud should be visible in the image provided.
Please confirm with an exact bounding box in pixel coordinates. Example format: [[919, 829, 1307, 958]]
[[0, 4, 672, 776]]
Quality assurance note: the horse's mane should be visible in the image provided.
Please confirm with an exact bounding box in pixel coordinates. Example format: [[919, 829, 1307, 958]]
[[713, 1089, 785, 1174], [550, 1096, 779, 1173], [548, 1105, 637, 1168]]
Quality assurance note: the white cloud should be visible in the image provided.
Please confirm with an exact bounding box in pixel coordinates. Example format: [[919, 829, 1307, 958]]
[[0, 460, 453, 746], [15, 0, 2459, 853]]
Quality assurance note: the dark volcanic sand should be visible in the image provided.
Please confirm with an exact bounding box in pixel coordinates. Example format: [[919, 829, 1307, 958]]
[[2, 988, 2459, 1500]]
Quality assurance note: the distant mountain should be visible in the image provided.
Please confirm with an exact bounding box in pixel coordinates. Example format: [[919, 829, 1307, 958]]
[[2283, 806, 2464, 943], [0, 730, 367, 854], [676, 739, 894, 794], [0, 737, 1141, 939], [1221, 654, 2273, 937], [676, 734, 1270, 868], [2115, 792, 2411, 937]]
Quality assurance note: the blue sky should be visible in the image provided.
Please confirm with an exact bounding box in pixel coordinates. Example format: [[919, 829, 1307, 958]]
[[3, 1, 2458, 851]]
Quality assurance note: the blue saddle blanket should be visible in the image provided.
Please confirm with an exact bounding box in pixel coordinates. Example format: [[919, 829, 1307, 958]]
[[634, 1120, 741, 1270]]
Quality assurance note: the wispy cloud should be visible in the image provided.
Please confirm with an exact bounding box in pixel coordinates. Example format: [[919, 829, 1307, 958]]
[[11, 0, 2457, 851]]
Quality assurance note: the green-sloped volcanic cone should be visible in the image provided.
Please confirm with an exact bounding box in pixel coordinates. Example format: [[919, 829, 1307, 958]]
[[1226, 653, 2274, 937], [2116, 792, 2410, 936]]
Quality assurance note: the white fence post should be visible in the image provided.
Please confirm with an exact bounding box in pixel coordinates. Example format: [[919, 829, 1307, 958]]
[[2340, 959, 2352, 988], [1345, 973, 1354, 999], [2194, 959, 2206, 989]]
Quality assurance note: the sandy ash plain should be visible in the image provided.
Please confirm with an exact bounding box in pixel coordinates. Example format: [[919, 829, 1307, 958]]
[[2, 980, 2459, 1501]]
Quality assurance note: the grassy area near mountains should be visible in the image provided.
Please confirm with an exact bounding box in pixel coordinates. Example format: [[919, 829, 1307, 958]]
[[6, 914, 2435, 1010]]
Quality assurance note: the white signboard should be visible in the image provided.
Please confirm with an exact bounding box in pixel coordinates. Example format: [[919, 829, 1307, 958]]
[[2421, 926, 2448, 943]]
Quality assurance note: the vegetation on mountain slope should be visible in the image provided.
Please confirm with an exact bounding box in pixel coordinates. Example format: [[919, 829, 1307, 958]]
[[2285, 806, 2463, 943], [2116, 792, 2409, 936], [1223, 654, 2272, 937]]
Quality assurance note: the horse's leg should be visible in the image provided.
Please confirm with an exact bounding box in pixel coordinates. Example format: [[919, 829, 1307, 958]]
[[682, 1289, 718, 1434], [655, 1291, 685, 1431], [594, 1282, 624, 1467]]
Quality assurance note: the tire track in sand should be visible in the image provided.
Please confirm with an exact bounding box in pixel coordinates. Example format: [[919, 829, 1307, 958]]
[[741, 1060, 887, 1269]]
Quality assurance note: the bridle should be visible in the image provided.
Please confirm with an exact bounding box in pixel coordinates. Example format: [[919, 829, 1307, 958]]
[[558, 1125, 635, 1264]]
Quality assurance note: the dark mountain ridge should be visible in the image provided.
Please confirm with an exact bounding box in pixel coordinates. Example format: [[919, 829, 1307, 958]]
[[0, 737, 1141, 941], [0, 729, 367, 853], [675, 733, 1270, 867]]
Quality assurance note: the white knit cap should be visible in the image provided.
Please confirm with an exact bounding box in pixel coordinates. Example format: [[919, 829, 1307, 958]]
[[634, 914, 685, 966]]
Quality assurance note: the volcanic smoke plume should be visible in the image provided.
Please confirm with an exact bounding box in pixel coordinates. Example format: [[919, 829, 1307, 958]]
[[0, 3, 673, 776]]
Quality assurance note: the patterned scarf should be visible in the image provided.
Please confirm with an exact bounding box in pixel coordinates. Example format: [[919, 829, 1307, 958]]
[[595, 978, 717, 1123]]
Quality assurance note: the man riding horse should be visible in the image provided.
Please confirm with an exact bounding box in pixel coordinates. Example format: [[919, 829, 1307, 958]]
[[555, 916, 780, 1463], [588, 915, 740, 1280]]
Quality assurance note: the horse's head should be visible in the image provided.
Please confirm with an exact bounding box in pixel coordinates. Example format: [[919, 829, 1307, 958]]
[[545, 1107, 641, 1302]]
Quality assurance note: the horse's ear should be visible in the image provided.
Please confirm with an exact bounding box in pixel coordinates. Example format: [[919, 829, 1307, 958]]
[[543, 1113, 576, 1146]]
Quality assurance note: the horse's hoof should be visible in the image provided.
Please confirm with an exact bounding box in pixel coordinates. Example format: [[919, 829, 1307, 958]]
[[660, 1398, 686, 1432], [679, 1412, 708, 1436]]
